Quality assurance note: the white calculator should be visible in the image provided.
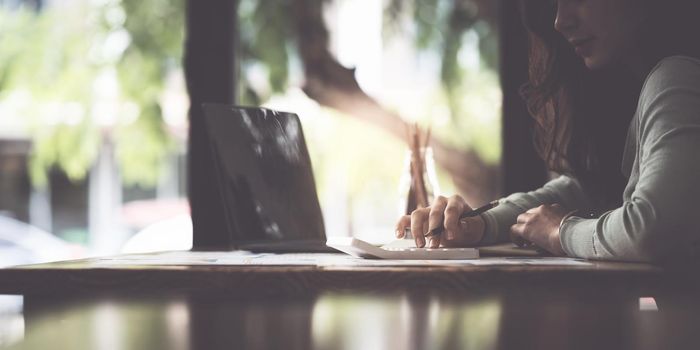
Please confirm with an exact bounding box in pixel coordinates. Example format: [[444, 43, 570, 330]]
[[326, 237, 479, 260]]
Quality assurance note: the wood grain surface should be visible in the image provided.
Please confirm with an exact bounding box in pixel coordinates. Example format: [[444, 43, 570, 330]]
[[1, 251, 689, 297]]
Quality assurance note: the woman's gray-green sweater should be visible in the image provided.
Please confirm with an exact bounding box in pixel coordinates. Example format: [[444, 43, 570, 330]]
[[479, 56, 700, 263]]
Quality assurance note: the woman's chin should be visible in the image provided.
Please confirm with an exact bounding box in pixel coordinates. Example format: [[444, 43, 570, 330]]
[[582, 56, 613, 70]]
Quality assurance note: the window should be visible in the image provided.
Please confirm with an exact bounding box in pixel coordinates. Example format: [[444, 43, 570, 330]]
[[0, 0, 187, 263], [0, 0, 502, 262], [238, 0, 501, 240]]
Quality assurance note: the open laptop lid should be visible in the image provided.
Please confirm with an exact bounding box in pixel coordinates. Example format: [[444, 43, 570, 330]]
[[201, 104, 326, 248]]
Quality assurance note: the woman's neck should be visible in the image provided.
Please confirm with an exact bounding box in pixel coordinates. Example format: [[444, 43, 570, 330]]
[[622, 44, 674, 84], [623, 55, 657, 84]]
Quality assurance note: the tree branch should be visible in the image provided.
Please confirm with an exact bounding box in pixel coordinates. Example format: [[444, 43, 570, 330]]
[[292, 0, 499, 205]]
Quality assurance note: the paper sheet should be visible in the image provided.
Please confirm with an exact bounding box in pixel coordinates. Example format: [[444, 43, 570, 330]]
[[93, 251, 593, 267], [317, 256, 592, 267]]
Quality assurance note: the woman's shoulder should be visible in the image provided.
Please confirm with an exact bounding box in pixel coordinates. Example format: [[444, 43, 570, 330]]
[[655, 55, 700, 68], [641, 55, 700, 96], [637, 55, 700, 127]]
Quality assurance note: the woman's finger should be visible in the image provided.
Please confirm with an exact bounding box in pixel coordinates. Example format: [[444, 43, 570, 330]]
[[411, 208, 429, 248], [428, 231, 441, 248], [526, 205, 545, 214], [395, 215, 411, 238], [510, 223, 525, 239], [428, 196, 448, 235], [510, 230, 528, 247], [444, 195, 470, 240], [516, 212, 533, 224], [422, 219, 433, 247]]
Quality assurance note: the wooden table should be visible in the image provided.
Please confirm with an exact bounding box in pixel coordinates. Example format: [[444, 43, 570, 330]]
[[1, 251, 699, 349], [0, 251, 678, 296]]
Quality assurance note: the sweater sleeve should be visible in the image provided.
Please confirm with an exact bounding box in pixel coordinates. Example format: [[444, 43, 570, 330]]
[[479, 175, 595, 245], [560, 56, 700, 263]]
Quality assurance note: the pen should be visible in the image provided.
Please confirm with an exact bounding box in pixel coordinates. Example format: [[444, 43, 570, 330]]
[[424, 200, 499, 238]]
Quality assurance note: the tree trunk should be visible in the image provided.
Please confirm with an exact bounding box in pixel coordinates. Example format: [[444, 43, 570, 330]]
[[292, 0, 499, 205], [185, 0, 238, 249]]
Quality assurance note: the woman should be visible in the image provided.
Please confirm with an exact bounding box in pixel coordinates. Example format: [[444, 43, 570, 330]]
[[395, 0, 700, 263]]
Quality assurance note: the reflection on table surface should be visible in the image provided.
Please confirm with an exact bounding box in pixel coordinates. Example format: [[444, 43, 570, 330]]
[[2, 290, 699, 350]]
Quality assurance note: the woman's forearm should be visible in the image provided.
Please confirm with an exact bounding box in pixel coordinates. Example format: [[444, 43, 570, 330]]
[[479, 175, 595, 245]]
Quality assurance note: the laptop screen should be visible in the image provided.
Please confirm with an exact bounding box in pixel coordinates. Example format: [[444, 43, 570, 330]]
[[202, 104, 326, 245]]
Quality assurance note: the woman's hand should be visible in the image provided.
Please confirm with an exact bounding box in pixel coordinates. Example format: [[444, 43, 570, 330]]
[[395, 195, 485, 248], [510, 204, 568, 255]]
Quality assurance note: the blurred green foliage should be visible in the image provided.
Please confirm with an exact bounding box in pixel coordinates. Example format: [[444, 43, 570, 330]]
[[0, 0, 183, 187], [239, 0, 501, 166], [114, 0, 184, 186], [384, 0, 502, 165], [1, 6, 100, 186], [238, 0, 294, 105]]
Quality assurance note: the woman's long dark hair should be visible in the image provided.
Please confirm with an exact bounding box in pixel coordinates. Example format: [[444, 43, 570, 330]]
[[517, 0, 700, 210]]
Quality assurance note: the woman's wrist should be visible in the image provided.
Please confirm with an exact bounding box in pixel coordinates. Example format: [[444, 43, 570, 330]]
[[476, 213, 487, 242], [558, 209, 579, 234]]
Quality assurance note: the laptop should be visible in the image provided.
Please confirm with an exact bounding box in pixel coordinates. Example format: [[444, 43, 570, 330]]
[[202, 104, 335, 253], [201, 104, 479, 259]]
